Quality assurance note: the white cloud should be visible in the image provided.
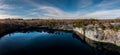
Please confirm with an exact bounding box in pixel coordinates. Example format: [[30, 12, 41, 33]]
[[37, 6, 82, 18], [0, 0, 119, 19], [0, 9, 22, 19], [0, 0, 12, 9], [98, 0, 120, 7], [23, 0, 120, 19], [0, 14, 22, 19], [0, 0, 22, 19], [25, 0, 81, 18], [79, 0, 93, 8], [84, 9, 120, 19]]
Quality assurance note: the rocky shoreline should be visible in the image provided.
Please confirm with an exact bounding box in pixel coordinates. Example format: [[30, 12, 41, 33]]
[[73, 27, 120, 53], [73, 28, 120, 46], [0, 25, 120, 53], [1, 19, 120, 54]]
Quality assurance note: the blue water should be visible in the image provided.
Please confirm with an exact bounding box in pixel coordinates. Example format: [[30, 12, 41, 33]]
[[0, 29, 113, 55]]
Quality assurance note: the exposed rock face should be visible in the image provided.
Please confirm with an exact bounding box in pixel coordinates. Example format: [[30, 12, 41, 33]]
[[103, 29, 117, 43], [74, 27, 120, 46], [73, 27, 120, 53], [97, 29, 104, 40], [116, 31, 120, 45], [73, 28, 84, 35]]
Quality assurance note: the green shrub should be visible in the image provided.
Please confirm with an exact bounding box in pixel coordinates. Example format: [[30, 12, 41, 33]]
[[99, 24, 105, 30], [73, 22, 84, 27]]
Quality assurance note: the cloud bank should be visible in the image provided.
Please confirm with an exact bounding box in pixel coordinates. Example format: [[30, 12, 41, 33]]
[[0, 0, 120, 19]]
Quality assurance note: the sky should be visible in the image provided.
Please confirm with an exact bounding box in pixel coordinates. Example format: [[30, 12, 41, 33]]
[[0, 0, 120, 19]]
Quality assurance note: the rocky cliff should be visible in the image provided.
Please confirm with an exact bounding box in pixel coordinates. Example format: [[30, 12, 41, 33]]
[[73, 27, 120, 46]]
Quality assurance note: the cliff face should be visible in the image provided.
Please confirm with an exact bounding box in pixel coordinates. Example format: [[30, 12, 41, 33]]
[[103, 29, 117, 43], [74, 27, 120, 46]]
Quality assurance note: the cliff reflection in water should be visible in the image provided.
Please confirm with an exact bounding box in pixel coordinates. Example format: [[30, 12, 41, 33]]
[[0, 29, 119, 55], [0, 29, 89, 55]]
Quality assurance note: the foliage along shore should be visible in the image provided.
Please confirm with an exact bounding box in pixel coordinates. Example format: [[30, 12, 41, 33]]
[[0, 18, 120, 37], [0, 19, 120, 44], [1, 18, 120, 53]]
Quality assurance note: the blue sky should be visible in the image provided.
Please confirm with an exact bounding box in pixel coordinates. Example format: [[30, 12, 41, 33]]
[[0, 0, 120, 19]]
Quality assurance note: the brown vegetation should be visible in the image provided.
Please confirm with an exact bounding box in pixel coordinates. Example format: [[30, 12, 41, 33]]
[[0, 18, 120, 37]]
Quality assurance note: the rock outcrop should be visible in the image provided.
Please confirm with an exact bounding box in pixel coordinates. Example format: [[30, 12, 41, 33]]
[[74, 27, 120, 46]]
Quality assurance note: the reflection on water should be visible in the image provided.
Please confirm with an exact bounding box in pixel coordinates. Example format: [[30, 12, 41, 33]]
[[0, 29, 118, 55]]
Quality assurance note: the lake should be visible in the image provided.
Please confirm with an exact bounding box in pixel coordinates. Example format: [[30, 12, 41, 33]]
[[0, 29, 119, 55]]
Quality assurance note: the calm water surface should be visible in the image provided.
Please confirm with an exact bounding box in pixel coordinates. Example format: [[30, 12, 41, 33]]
[[0, 29, 118, 55]]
